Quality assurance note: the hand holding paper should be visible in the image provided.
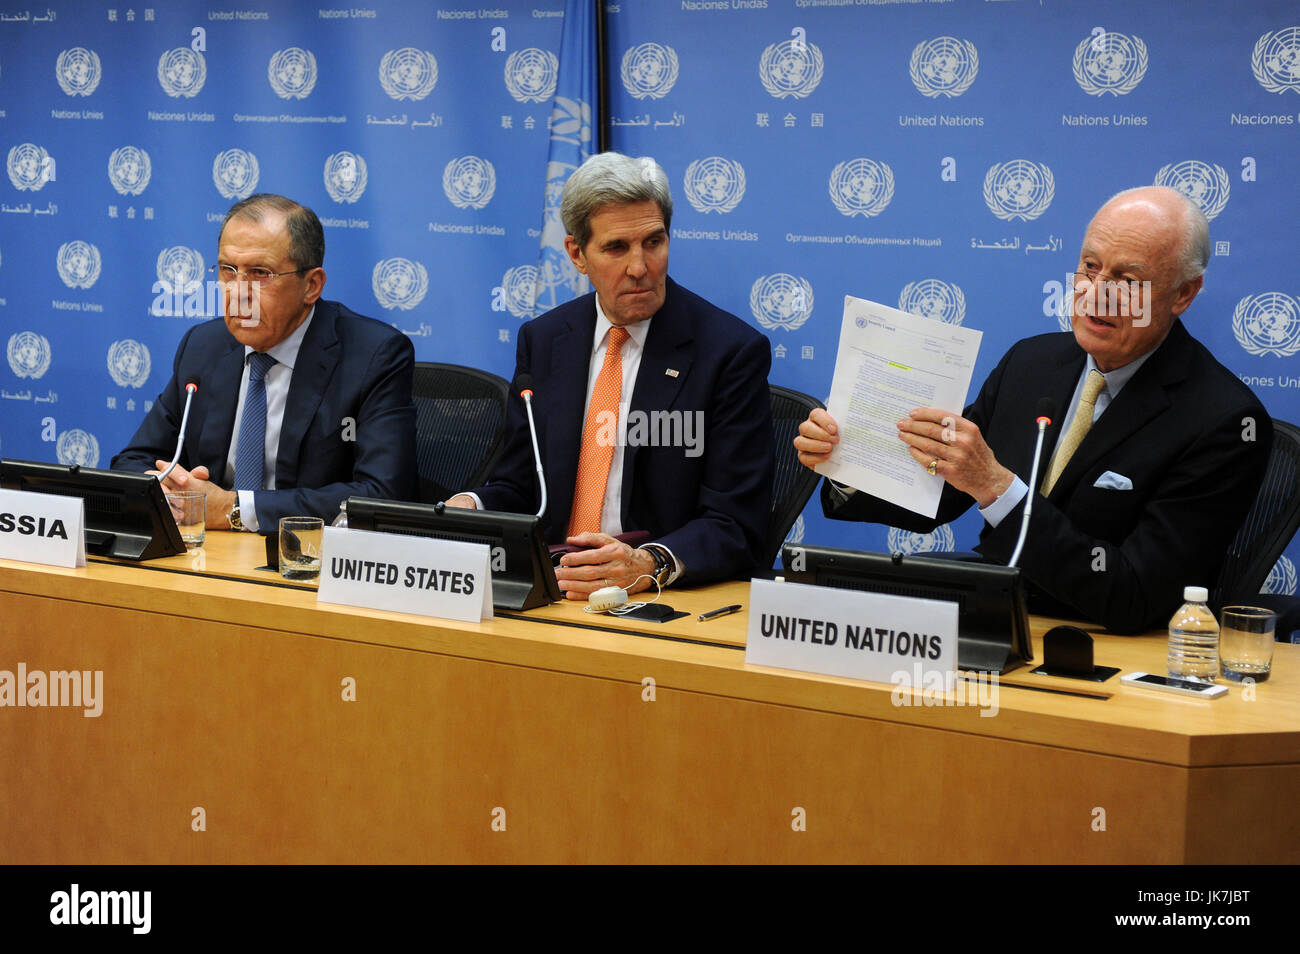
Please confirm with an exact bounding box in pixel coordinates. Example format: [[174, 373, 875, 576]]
[[809, 295, 983, 518], [894, 408, 1015, 508]]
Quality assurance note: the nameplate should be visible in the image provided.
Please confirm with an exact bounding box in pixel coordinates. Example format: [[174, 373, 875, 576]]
[[745, 578, 957, 685], [316, 527, 493, 622], [0, 488, 86, 568]]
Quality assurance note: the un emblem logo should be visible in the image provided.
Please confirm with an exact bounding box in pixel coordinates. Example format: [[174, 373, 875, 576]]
[[899, 280, 966, 326], [1263, 555, 1298, 596], [372, 258, 428, 311], [156, 246, 205, 293], [57, 241, 101, 289], [157, 47, 206, 98], [107, 339, 151, 389], [1154, 161, 1230, 221], [212, 148, 260, 200], [683, 157, 746, 214], [887, 526, 956, 555], [7, 142, 52, 192], [442, 156, 496, 210], [504, 48, 558, 104], [501, 265, 539, 319], [548, 95, 591, 150], [759, 39, 824, 99], [379, 47, 438, 101], [107, 145, 151, 196], [1052, 283, 1072, 332], [909, 36, 978, 98], [268, 47, 318, 100], [1073, 30, 1148, 96], [57, 429, 100, 468], [749, 274, 814, 331], [784, 514, 805, 547], [983, 160, 1054, 221], [620, 42, 679, 100], [829, 158, 895, 218], [323, 151, 368, 204], [1252, 27, 1300, 93], [55, 47, 102, 96], [1233, 293, 1300, 358], [7, 331, 52, 380]]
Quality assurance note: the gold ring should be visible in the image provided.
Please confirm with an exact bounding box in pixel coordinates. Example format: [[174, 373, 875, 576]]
[[927, 460, 939, 476]]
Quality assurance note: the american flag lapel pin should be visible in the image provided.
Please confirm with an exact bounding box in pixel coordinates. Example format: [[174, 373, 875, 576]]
[[665, 368, 679, 378]]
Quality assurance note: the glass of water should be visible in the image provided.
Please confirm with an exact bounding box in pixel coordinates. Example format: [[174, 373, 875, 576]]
[[1219, 606, 1276, 682], [279, 516, 324, 583], [166, 491, 205, 549]]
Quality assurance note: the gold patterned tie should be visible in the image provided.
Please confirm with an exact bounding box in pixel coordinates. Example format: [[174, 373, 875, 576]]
[[1041, 369, 1106, 495], [568, 327, 631, 536]]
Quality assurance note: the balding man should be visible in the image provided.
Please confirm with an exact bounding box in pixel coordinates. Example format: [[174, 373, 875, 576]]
[[796, 186, 1272, 633]]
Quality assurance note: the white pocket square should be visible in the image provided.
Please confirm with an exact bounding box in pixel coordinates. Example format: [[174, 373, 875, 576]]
[[1093, 471, 1133, 491]]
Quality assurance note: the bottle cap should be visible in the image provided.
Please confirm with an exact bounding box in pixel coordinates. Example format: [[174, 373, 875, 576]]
[[1183, 585, 1208, 602]]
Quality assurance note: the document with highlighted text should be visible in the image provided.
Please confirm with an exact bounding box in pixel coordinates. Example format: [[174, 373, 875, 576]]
[[815, 295, 982, 518]]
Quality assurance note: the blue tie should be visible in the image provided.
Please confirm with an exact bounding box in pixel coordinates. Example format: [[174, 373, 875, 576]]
[[233, 352, 276, 491]]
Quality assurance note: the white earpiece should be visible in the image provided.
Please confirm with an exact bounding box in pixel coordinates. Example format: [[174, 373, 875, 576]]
[[587, 585, 629, 612]]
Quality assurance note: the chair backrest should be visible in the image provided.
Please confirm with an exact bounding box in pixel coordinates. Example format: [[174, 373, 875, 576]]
[[1212, 418, 1300, 609], [764, 384, 825, 569], [411, 362, 511, 505]]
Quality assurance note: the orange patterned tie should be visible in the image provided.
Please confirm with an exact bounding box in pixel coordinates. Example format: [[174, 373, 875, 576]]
[[569, 326, 630, 536]]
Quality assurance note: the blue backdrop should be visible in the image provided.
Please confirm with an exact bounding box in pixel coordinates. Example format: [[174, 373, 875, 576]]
[[2, 0, 1297, 598]]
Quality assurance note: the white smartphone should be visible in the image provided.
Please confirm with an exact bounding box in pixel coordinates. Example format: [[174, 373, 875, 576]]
[[1121, 671, 1228, 699]]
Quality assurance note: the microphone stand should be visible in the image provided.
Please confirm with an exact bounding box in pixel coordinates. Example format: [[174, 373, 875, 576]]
[[156, 382, 198, 483]]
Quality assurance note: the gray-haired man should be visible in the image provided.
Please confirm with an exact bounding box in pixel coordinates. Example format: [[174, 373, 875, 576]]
[[450, 152, 774, 599]]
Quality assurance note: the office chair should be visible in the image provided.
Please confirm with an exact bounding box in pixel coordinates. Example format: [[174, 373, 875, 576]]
[[1211, 418, 1300, 640], [763, 384, 825, 569], [411, 362, 511, 505]]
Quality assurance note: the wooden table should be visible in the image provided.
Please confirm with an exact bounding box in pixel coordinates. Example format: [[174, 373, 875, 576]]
[[1, 533, 1297, 863]]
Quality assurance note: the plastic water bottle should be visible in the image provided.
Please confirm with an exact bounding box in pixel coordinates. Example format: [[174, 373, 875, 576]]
[[1167, 586, 1219, 682], [331, 500, 348, 529]]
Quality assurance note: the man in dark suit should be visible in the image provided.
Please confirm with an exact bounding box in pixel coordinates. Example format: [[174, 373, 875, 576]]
[[449, 153, 773, 599], [112, 194, 416, 531], [795, 186, 1271, 633]]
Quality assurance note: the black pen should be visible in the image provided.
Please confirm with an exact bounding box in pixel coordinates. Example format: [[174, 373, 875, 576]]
[[698, 604, 742, 622]]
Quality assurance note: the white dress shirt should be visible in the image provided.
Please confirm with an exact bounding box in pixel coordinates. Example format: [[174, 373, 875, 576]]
[[224, 306, 315, 532]]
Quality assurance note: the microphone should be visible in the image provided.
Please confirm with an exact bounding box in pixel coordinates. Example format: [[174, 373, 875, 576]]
[[1008, 397, 1057, 569], [156, 378, 199, 483], [516, 374, 548, 519]]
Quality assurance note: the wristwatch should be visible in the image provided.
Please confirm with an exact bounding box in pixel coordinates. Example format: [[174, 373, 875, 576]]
[[228, 502, 246, 532], [644, 545, 672, 588]]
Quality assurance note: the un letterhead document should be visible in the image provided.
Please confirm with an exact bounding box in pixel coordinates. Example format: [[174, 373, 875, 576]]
[[815, 295, 982, 518]]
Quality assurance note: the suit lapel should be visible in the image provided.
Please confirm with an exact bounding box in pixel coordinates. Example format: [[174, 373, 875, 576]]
[[546, 300, 597, 535], [276, 303, 340, 488], [623, 281, 692, 524], [197, 337, 245, 486], [1048, 321, 1190, 497], [1038, 344, 1086, 473]]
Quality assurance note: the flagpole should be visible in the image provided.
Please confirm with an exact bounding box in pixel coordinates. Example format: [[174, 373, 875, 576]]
[[595, 0, 609, 152]]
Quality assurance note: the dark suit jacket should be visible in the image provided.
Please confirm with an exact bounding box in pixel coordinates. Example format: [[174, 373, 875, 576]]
[[112, 299, 417, 526], [473, 278, 774, 584], [824, 321, 1272, 633]]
